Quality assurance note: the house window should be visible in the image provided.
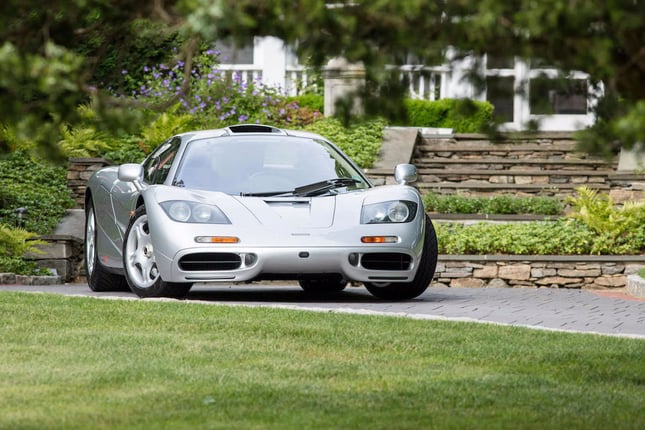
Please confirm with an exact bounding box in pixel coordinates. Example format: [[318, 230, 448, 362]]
[[529, 78, 588, 115], [216, 40, 254, 64], [486, 76, 515, 122], [486, 55, 514, 70]]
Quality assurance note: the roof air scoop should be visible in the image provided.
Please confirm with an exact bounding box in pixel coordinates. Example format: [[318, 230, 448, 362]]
[[226, 124, 285, 134]]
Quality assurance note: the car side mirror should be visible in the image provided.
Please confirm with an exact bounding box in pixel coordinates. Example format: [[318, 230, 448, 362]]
[[394, 164, 417, 185], [118, 163, 144, 184]]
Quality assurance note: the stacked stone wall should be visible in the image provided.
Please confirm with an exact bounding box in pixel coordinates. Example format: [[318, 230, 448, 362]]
[[435, 257, 645, 290], [67, 158, 110, 208]]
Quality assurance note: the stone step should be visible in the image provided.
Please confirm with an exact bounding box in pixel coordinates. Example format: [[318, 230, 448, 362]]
[[414, 158, 615, 169], [416, 181, 611, 195], [418, 141, 578, 153], [418, 168, 614, 177]]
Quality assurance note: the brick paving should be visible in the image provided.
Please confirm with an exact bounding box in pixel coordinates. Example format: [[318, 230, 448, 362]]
[[1, 283, 643, 339]]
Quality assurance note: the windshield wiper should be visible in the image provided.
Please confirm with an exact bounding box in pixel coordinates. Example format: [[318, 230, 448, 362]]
[[294, 178, 361, 197], [239, 178, 361, 198], [240, 190, 294, 197]]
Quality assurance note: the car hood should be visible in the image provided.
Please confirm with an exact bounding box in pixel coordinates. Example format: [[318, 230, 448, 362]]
[[234, 196, 336, 228]]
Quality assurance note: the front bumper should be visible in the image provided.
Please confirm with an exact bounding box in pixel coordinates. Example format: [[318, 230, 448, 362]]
[[155, 244, 421, 283]]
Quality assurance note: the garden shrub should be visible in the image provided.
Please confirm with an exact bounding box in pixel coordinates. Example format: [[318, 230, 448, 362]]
[[435, 188, 645, 255], [424, 193, 563, 215], [566, 186, 645, 254], [0, 152, 74, 235], [0, 224, 49, 275], [401, 98, 493, 132], [121, 49, 320, 130], [304, 117, 385, 168], [436, 220, 600, 255], [288, 93, 324, 113]]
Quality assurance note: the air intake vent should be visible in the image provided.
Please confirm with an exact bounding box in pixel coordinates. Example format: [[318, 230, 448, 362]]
[[178, 253, 242, 271], [226, 124, 284, 134], [361, 253, 412, 271]]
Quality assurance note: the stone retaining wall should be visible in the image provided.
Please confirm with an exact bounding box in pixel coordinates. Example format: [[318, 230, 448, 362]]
[[435, 256, 645, 290], [67, 158, 110, 208], [23, 235, 83, 283]]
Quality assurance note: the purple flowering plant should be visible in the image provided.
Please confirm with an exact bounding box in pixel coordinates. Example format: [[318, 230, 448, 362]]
[[119, 48, 320, 129]]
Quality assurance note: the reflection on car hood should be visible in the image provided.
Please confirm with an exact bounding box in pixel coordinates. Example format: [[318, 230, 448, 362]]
[[234, 195, 336, 228]]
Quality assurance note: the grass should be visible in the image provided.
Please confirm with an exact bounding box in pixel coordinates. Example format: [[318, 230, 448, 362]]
[[639, 268, 645, 278], [1, 292, 644, 430]]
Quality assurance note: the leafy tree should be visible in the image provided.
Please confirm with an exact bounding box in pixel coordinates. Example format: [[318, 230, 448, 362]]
[[1, 0, 643, 158]]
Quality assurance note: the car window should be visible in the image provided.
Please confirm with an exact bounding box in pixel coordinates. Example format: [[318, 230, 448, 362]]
[[175, 135, 370, 195], [142, 138, 181, 184]]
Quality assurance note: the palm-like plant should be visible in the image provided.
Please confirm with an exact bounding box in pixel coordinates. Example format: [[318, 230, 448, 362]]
[[567, 186, 645, 254]]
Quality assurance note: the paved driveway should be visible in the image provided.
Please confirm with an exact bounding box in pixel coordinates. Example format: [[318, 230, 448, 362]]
[[1, 283, 643, 339]]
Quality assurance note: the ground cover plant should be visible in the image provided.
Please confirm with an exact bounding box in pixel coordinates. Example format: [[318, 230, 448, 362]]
[[423, 193, 563, 215], [0, 151, 74, 275], [0, 292, 643, 430], [434, 187, 645, 255]]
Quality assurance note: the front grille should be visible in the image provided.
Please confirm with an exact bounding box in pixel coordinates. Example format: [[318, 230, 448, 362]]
[[178, 253, 241, 271], [361, 253, 412, 271]]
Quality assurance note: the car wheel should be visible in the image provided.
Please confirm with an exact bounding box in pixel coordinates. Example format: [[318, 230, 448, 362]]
[[85, 200, 129, 292], [299, 275, 348, 296], [123, 206, 192, 298], [364, 216, 438, 300]]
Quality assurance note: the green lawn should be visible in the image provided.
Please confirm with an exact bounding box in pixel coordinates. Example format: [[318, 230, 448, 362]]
[[1, 292, 643, 430]]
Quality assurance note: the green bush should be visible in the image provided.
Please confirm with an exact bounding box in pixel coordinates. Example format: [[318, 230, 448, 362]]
[[304, 117, 385, 168], [288, 93, 324, 113], [0, 224, 50, 275], [435, 188, 645, 255], [566, 186, 645, 254], [400, 98, 494, 132], [0, 152, 74, 235], [424, 193, 563, 215], [0, 256, 51, 275], [436, 220, 601, 255]]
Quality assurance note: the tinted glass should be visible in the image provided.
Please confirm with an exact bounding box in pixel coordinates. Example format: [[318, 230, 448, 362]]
[[174, 135, 370, 195], [486, 76, 515, 122], [142, 138, 181, 184], [529, 78, 588, 115]]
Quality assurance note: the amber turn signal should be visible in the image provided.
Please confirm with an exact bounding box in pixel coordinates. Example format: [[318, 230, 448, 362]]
[[361, 236, 398, 243], [194, 236, 240, 243]]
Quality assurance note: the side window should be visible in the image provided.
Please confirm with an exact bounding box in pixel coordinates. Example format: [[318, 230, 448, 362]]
[[142, 138, 181, 184]]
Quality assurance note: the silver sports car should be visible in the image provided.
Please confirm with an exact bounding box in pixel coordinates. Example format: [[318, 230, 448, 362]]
[[85, 124, 437, 300]]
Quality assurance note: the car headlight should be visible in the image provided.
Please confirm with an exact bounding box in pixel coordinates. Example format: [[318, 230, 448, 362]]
[[361, 200, 417, 224], [160, 201, 231, 224]]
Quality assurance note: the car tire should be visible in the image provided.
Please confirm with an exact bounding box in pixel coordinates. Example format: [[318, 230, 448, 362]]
[[364, 215, 438, 300], [299, 275, 348, 296], [123, 206, 192, 299], [85, 200, 129, 292]]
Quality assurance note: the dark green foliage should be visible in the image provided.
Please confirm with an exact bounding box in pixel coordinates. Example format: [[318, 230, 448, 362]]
[[0, 152, 74, 235], [288, 93, 324, 113], [400, 99, 494, 132], [0, 256, 50, 276], [424, 193, 563, 215], [436, 220, 600, 255], [566, 186, 645, 254], [87, 19, 185, 95], [435, 189, 645, 255], [304, 117, 385, 168]]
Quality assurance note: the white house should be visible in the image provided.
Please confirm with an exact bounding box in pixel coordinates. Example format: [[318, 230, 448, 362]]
[[218, 36, 597, 132]]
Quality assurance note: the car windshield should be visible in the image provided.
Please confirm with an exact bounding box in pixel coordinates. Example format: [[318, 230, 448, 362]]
[[173, 135, 371, 196]]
